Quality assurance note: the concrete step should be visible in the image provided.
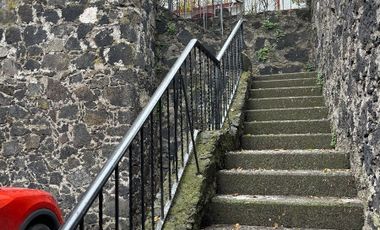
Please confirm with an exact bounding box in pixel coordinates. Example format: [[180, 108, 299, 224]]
[[252, 72, 316, 81], [246, 96, 325, 110], [244, 119, 331, 135], [251, 78, 316, 89], [224, 150, 349, 170], [241, 134, 333, 150], [207, 195, 364, 229], [245, 107, 329, 121], [217, 169, 357, 197], [202, 225, 332, 230], [249, 86, 322, 98]]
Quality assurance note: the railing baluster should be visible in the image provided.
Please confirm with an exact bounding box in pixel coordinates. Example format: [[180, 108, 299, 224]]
[[140, 129, 145, 230], [166, 89, 172, 199], [189, 50, 194, 129], [212, 63, 217, 129], [79, 218, 84, 230], [228, 46, 232, 102], [180, 65, 185, 167], [149, 114, 155, 230], [158, 99, 164, 219], [99, 189, 103, 230], [199, 48, 204, 128], [194, 48, 199, 128], [128, 145, 133, 230], [207, 57, 211, 130], [173, 77, 179, 182], [180, 75, 200, 173], [115, 165, 119, 230], [182, 58, 191, 153]]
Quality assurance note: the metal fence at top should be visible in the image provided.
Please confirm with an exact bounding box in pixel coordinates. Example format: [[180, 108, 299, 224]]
[[158, 0, 306, 34], [60, 19, 244, 230], [159, 0, 306, 16], [244, 0, 307, 14]]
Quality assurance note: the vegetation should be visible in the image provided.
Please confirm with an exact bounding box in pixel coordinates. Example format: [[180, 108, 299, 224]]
[[316, 72, 324, 87], [274, 28, 285, 40], [256, 45, 272, 62], [263, 19, 279, 30], [331, 131, 337, 148], [306, 63, 315, 72], [167, 22, 177, 35]]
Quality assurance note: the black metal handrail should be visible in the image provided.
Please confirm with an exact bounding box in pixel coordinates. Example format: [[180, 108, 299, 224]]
[[60, 18, 243, 230]]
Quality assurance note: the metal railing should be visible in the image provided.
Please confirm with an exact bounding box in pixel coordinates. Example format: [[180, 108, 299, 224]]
[[158, 0, 306, 35], [244, 0, 307, 14], [60, 18, 244, 230], [159, 0, 306, 17]]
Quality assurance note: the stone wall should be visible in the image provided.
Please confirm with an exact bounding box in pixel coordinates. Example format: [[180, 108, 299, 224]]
[[311, 0, 380, 228], [0, 0, 156, 217], [155, 9, 231, 82], [156, 9, 316, 77], [242, 9, 315, 75]]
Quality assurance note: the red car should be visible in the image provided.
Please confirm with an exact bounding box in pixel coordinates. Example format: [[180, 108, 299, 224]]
[[0, 188, 63, 230]]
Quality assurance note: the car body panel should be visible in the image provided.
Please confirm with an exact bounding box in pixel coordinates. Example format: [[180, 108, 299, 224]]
[[0, 188, 63, 230]]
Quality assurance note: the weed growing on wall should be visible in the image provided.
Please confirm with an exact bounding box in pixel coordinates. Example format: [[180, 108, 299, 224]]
[[167, 22, 177, 35], [330, 131, 337, 148], [256, 45, 272, 62], [274, 28, 285, 40], [316, 72, 324, 87], [263, 19, 279, 30], [306, 63, 315, 72]]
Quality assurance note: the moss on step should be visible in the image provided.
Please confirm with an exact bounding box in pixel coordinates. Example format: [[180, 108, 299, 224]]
[[163, 72, 250, 229]]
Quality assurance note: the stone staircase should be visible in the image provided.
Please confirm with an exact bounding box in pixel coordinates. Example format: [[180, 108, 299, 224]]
[[203, 72, 364, 229]]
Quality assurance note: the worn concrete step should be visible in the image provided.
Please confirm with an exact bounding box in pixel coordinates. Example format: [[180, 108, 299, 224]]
[[245, 107, 329, 121], [242, 134, 333, 150], [202, 225, 332, 230], [224, 150, 349, 170], [244, 119, 331, 135], [249, 86, 322, 98], [246, 96, 325, 110], [252, 72, 316, 81], [251, 78, 316, 89], [207, 195, 364, 229], [217, 169, 357, 197]]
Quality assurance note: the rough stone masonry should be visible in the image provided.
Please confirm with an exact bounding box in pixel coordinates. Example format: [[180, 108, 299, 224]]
[[0, 0, 156, 217], [311, 0, 380, 228]]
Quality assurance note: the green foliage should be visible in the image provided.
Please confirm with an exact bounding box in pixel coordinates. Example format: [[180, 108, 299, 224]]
[[330, 131, 337, 148], [274, 28, 285, 40], [263, 19, 279, 30], [306, 63, 315, 72], [167, 22, 177, 35], [316, 72, 324, 87], [256, 45, 272, 62]]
